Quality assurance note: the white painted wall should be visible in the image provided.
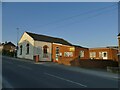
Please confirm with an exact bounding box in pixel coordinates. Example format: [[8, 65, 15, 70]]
[[17, 32, 52, 61], [17, 32, 34, 60], [18, 32, 34, 46], [17, 40, 34, 60], [34, 41, 52, 61]]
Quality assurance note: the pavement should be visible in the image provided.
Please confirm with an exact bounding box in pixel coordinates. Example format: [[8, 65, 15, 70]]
[[1, 56, 120, 88]]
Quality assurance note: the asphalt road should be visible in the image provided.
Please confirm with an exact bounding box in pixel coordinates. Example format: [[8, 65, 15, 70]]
[[2, 56, 119, 88]]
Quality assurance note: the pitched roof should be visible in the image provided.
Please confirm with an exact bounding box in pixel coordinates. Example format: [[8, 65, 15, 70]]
[[106, 46, 118, 49], [72, 45, 88, 49], [89, 46, 119, 50], [26, 32, 72, 46], [4, 42, 16, 47]]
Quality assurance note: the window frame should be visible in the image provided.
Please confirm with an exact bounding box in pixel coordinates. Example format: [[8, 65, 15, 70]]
[[20, 45, 22, 55], [43, 45, 48, 58], [26, 43, 29, 55], [80, 50, 84, 58], [56, 47, 59, 55], [90, 52, 96, 58]]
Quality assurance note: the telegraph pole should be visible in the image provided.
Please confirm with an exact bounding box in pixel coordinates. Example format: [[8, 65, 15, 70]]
[[16, 28, 19, 46], [16, 28, 19, 57]]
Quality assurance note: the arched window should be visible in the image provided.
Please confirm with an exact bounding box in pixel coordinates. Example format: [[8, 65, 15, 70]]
[[43, 45, 48, 58], [20, 45, 22, 55], [26, 43, 29, 54]]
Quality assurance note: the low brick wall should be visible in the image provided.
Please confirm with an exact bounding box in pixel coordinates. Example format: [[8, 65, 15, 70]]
[[58, 58, 73, 65], [70, 59, 118, 69]]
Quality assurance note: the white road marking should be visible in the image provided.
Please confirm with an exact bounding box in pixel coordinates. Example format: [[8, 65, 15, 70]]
[[17, 65, 32, 70], [34, 62, 44, 64], [44, 72, 87, 87]]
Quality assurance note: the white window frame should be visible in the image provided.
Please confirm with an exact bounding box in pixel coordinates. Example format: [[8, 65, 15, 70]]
[[64, 52, 73, 57], [90, 52, 96, 58], [80, 51, 84, 57]]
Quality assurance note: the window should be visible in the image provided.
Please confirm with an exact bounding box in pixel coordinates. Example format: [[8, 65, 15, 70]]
[[64, 52, 68, 57], [103, 52, 107, 57], [99, 52, 107, 59], [90, 52, 96, 58], [55, 47, 59, 60], [43, 45, 48, 58], [80, 51, 84, 57], [26, 43, 29, 54], [64, 52, 73, 57], [56, 47, 59, 55], [20, 45, 22, 55], [43, 45, 47, 54]]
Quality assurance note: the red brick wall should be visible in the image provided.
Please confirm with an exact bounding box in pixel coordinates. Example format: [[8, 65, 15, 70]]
[[52, 44, 89, 65], [52, 44, 75, 63], [89, 48, 118, 61], [75, 47, 89, 59], [111, 49, 118, 61]]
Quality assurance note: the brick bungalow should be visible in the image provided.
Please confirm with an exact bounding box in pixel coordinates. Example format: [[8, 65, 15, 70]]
[[52, 44, 89, 65], [89, 47, 118, 61]]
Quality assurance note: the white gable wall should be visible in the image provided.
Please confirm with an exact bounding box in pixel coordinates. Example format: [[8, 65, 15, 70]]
[[17, 32, 34, 60], [18, 32, 34, 45]]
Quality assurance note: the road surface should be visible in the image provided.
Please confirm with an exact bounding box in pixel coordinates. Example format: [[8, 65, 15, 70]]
[[2, 56, 119, 88]]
